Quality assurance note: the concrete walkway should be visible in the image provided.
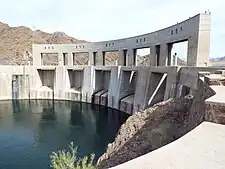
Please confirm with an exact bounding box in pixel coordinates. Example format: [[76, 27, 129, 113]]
[[111, 122, 225, 169], [205, 85, 225, 105]]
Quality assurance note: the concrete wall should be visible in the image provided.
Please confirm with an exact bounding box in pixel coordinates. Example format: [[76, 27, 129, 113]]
[[0, 65, 186, 115], [38, 70, 55, 89], [68, 70, 84, 89], [133, 66, 177, 113], [118, 69, 137, 100], [32, 13, 211, 67], [0, 64, 221, 115], [94, 70, 110, 92]]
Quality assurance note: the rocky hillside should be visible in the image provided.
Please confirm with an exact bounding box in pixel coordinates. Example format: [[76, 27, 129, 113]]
[[138, 54, 186, 66], [97, 98, 193, 169], [0, 22, 87, 65], [208, 56, 225, 67], [209, 56, 225, 62], [97, 78, 215, 169]]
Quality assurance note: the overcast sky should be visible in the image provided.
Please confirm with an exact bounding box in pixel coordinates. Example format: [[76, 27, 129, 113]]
[[0, 0, 224, 58]]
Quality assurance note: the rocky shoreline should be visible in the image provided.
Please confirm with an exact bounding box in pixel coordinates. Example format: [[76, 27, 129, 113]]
[[97, 79, 216, 169]]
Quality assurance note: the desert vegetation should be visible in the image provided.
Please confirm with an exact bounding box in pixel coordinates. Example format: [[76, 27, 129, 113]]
[[50, 142, 97, 169]]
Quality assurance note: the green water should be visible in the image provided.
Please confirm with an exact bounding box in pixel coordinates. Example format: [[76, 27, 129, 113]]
[[0, 100, 129, 169]]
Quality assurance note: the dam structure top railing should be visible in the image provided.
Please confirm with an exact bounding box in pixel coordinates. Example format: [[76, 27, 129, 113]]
[[32, 12, 211, 67]]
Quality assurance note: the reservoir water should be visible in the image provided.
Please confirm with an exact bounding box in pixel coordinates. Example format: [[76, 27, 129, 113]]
[[0, 100, 129, 169]]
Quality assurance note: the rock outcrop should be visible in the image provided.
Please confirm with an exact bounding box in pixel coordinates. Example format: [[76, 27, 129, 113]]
[[205, 103, 225, 124], [97, 98, 192, 169], [0, 22, 87, 65], [97, 78, 215, 169]]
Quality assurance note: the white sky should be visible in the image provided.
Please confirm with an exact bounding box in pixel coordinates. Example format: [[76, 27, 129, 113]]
[[0, 0, 224, 58]]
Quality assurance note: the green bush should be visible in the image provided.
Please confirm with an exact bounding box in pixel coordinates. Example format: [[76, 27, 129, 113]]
[[50, 142, 97, 169]]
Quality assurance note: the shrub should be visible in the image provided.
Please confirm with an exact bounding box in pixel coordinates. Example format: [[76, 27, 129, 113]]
[[50, 142, 97, 169]]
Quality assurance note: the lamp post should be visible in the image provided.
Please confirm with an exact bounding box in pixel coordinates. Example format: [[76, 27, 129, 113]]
[[173, 53, 178, 66]]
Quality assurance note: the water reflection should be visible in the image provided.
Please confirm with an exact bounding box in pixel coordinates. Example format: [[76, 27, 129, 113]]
[[12, 100, 20, 113], [70, 102, 83, 126], [0, 100, 129, 169], [40, 100, 56, 121]]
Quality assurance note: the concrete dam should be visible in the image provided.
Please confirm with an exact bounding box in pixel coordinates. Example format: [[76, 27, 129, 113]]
[[1, 65, 179, 115], [2, 11, 225, 168], [0, 12, 212, 113]]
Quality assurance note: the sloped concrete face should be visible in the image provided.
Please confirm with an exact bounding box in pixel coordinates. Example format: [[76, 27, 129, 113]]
[[81, 66, 93, 103], [133, 67, 151, 112], [133, 66, 178, 113], [115, 67, 138, 114], [108, 67, 120, 109], [120, 95, 135, 115], [146, 72, 167, 107], [94, 70, 110, 93], [91, 66, 119, 107], [68, 70, 84, 90], [118, 70, 137, 100]]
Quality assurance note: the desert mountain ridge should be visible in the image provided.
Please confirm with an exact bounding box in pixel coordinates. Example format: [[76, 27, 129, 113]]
[[209, 56, 225, 62], [0, 21, 224, 65], [0, 21, 87, 65]]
